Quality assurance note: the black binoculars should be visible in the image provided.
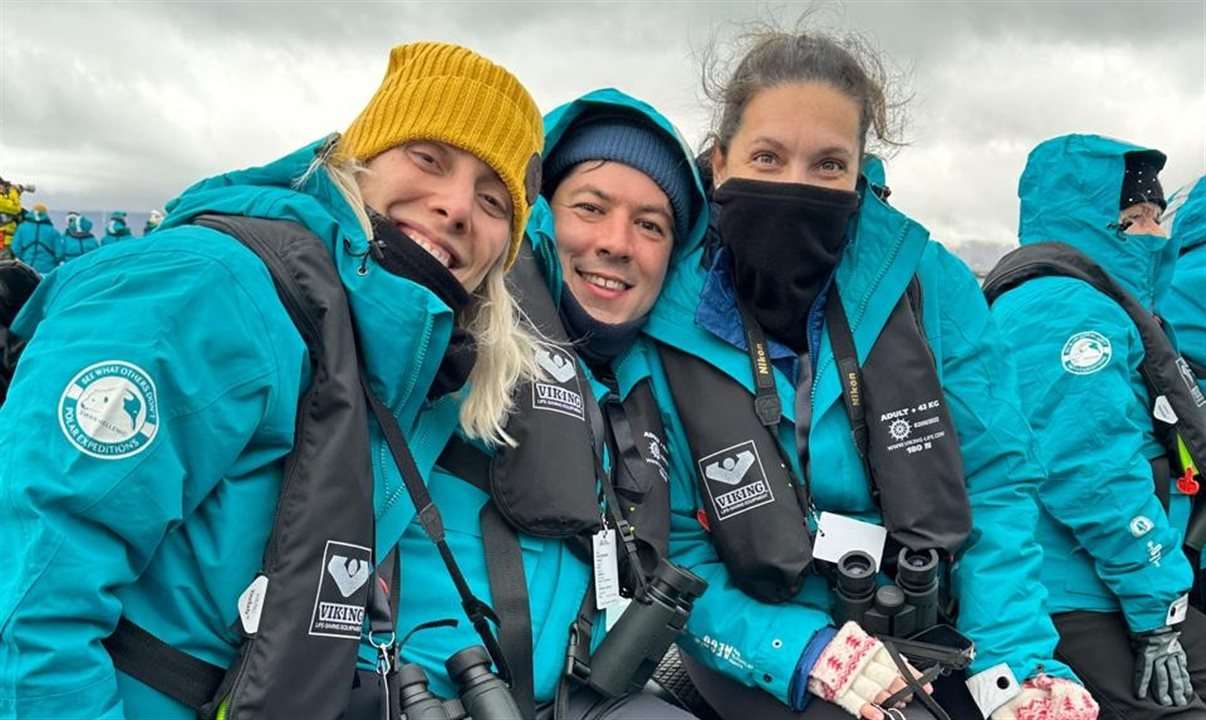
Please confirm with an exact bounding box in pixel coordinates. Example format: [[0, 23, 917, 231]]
[[397, 645, 522, 720], [587, 558, 708, 698], [833, 547, 940, 638]]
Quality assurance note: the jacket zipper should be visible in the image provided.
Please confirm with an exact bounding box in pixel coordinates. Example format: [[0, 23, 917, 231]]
[[377, 314, 435, 518]]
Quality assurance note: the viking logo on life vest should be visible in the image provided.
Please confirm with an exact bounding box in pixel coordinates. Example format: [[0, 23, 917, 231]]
[[532, 346, 585, 420], [308, 539, 373, 639], [698, 440, 775, 521]]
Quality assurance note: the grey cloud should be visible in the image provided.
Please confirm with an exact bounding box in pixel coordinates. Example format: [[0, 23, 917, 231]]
[[2, 0, 1202, 241]]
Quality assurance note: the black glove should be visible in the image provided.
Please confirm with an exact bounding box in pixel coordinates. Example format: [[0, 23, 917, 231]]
[[1131, 625, 1194, 706]]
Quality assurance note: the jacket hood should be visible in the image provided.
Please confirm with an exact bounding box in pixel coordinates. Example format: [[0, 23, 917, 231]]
[[1019, 134, 1177, 306], [163, 136, 362, 244], [524, 88, 709, 299], [161, 136, 455, 411], [106, 216, 131, 235], [66, 215, 93, 237], [1170, 175, 1206, 252]]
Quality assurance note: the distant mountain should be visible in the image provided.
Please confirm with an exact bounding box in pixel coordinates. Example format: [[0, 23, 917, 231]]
[[953, 239, 1016, 278]]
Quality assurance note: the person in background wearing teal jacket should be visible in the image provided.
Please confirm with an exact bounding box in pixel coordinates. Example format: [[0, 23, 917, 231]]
[[1163, 176, 1206, 399], [143, 209, 164, 236], [988, 136, 1205, 719], [399, 88, 708, 720], [1162, 176, 1206, 597], [10, 203, 62, 275], [0, 41, 544, 719], [639, 26, 1097, 720], [102, 210, 134, 243], [56, 211, 100, 264]]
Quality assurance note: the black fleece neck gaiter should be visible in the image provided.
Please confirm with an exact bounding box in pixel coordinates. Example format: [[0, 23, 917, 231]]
[[713, 178, 859, 352], [558, 284, 647, 369], [366, 208, 476, 398], [367, 207, 469, 315]]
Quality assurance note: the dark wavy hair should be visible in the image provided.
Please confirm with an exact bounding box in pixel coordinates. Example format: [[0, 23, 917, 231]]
[[702, 17, 909, 162]]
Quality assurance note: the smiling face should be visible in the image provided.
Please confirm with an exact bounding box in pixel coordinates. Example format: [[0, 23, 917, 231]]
[[551, 161, 675, 325], [712, 82, 862, 192], [359, 140, 513, 293]]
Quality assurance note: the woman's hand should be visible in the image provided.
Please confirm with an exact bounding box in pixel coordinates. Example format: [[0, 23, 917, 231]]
[[807, 622, 935, 720], [989, 673, 1099, 720]]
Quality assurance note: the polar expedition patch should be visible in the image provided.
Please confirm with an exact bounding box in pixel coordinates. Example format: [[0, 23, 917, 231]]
[[58, 361, 159, 459]]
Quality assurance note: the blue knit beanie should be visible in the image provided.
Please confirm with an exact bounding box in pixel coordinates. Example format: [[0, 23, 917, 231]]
[[544, 114, 694, 243]]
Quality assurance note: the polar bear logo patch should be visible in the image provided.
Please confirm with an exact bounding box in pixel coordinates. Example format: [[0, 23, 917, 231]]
[[59, 361, 158, 459]]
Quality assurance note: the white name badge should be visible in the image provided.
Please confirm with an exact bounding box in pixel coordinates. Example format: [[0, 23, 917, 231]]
[[966, 663, 1020, 717], [593, 529, 623, 610], [811, 512, 887, 570]]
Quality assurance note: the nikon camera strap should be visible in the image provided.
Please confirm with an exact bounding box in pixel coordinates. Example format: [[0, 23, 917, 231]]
[[824, 277, 971, 556]]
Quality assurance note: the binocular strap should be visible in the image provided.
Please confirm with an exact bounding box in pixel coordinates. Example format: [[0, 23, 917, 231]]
[[362, 378, 512, 686], [879, 639, 951, 720]]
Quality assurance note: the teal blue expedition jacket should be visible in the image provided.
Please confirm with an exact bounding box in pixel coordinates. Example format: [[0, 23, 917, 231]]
[[990, 135, 1193, 631], [0, 139, 463, 719], [1163, 175, 1206, 400], [640, 162, 1077, 704], [396, 88, 709, 703], [10, 211, 62, 275]]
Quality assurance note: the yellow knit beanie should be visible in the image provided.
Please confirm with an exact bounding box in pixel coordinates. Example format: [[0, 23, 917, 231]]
[[340, 42, 543, 269]]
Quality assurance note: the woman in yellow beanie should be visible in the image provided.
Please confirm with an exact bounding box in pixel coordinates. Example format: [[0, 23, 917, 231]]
[[0, 42, 544, 720]]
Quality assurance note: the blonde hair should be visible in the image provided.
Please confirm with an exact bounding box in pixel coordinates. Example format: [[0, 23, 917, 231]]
[[305, 149, 541, 446]]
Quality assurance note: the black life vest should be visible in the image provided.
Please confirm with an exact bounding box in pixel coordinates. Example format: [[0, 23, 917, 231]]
[[660, 278, 971, 604], [103, 215, 379, 720], [435, 241, 672, 715], [983, 242, 1206, 552], [441, 241, 672, 566]]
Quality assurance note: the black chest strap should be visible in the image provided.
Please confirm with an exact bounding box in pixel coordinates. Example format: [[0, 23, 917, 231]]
[[479, 504, 535, 718], [104, 618, 226, 710]]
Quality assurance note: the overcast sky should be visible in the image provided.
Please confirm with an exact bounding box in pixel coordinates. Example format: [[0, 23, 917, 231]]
[[2, 0, 1203, 247]]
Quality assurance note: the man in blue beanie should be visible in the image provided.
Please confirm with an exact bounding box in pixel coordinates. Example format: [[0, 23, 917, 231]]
[[396, 89, 709, 719]]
